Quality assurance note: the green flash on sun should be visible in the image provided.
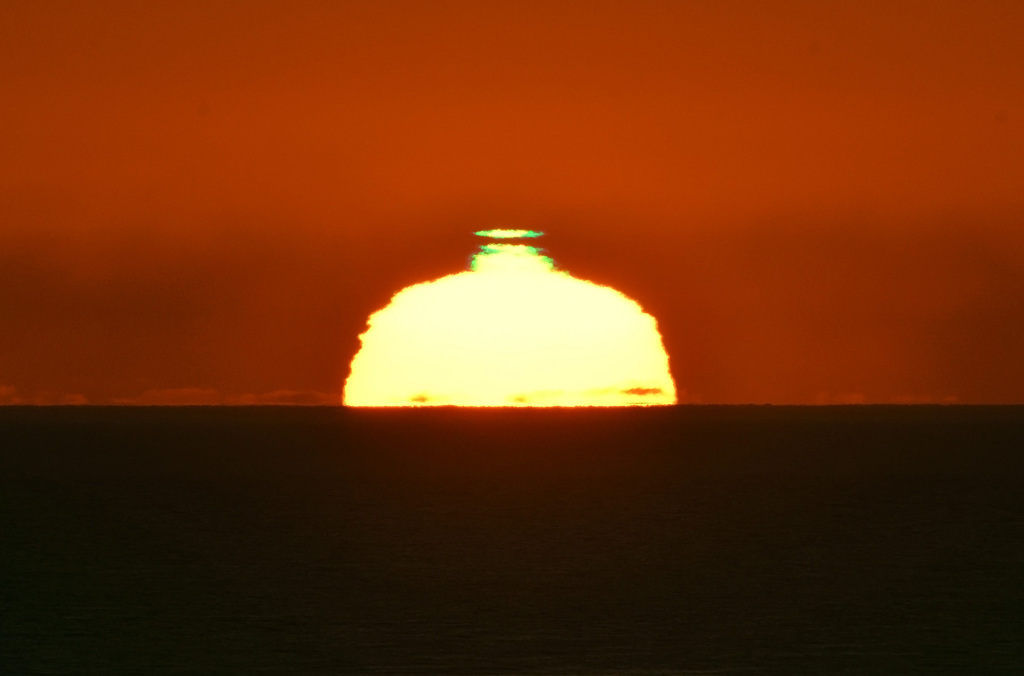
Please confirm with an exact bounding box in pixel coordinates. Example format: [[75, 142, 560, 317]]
[[474, 229, 544, 239], [471, 244, 554, 272]]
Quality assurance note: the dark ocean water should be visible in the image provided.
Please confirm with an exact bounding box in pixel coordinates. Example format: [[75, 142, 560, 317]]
[[1, 406, 1023, 675]]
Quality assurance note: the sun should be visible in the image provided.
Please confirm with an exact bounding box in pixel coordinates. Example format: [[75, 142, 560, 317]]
[[343, 231, 676, 407]]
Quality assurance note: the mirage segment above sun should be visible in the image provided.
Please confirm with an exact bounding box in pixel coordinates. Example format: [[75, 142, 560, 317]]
[[343, 230, 676, 407]]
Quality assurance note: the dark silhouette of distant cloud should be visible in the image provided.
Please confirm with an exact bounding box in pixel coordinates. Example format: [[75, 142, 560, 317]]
[[114, 387, 223, 406], [231, 390, 338, 405], [0, 387, 88, 405]]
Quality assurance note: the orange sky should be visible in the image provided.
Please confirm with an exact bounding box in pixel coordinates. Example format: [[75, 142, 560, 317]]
[[2, 0, 1023, 404]]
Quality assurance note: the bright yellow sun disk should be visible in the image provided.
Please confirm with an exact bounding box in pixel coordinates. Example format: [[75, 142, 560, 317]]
[[343, 238, 676, 407]]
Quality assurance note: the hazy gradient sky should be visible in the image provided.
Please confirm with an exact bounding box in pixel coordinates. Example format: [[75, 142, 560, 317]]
[[2, 0, 1023, 404]]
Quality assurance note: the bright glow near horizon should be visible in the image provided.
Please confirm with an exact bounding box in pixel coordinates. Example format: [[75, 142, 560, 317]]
[[343, 237, 676, 407]]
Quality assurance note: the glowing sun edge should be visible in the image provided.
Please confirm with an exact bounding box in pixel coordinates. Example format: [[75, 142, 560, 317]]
[[343, 235, 677, 407]]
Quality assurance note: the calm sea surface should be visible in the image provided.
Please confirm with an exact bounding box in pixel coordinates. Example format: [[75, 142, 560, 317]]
[[2, 406, 1023, 675]]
